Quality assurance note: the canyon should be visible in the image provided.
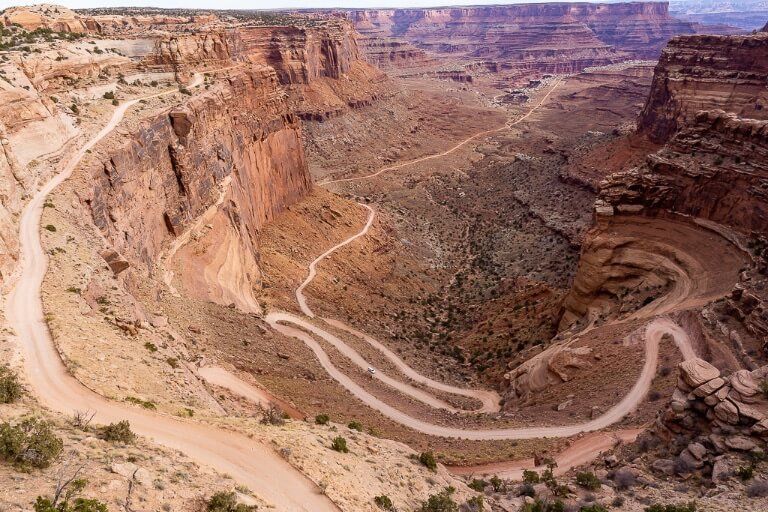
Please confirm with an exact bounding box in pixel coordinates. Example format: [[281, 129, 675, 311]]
[[1, 2, 768, 512]]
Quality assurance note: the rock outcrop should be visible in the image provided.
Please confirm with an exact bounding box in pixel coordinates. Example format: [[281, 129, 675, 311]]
[[638, 32, 768, 143], [646, 358, 768, 478]]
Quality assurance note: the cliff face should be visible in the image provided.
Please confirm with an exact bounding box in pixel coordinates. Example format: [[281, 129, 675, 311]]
[[346, 2, 697, 77], [638, 32, 768, 143], [85, 66, 310, 270], [561, 30, 768, 367]]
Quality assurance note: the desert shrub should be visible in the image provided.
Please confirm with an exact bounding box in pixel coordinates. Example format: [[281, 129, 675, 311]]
[[258, 404, 286, 426], [347, 420, 363, 431], [331, 436, 348, 453], [489, 475, 504, 492], [645, 502, 696, 512], [518, 483, 536, 497], [523, 469, 541, 484], [760, 379, 768, 399], [70, 104, 79, 114], [747, 479, 768, 498], [611, 497, 625, 508], [0, 366, 22, 403], [314, 413, 329, 425], [736, 465, 754, 481], [0, 417, 63, 469], [44, 224, 56, 232], [612, 469, 636, 490], [34, 496, 108, 512], [179, 87, 191, 95], [124, 397, 156, 410], [102, 91, 114, 100], [575, 472, 601, 491], [468, 478, 487, 491], [579, 505, 607, 512], [521, 498, 565, 512], [111, 99, 119, 106], [419, 451, 437, 471], [99, 420, 134, 443], [465, 495, 484, 511], [420, 486, 457, 512], [374, 494, 394, 510], [34, 479, 108, 512], [206, 491, 257, 512]]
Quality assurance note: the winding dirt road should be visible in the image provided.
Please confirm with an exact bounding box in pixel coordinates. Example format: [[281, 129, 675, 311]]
[[261, 79, 705, 441], [320, 77, 563, 186], [5, 75, 337, 512]]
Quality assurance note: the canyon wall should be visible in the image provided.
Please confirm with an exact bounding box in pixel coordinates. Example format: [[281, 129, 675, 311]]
[[563, 30, 768, 358], [84, 66, 310, 272], [77, 19, 385, 309], [345, 2, 699, 78], [638, 32, 768, 143]]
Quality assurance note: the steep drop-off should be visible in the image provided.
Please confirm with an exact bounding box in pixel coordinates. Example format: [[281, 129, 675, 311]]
[[638, 32, 768, 142], [562, 30, 768, 370]]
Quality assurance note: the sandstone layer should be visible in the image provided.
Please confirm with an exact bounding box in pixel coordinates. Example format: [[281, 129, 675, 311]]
[[345, 2, 699, 82], [638, 32, 768, 142]]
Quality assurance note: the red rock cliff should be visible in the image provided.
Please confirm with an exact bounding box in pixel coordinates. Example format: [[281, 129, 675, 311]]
[[84, 66, 310, 274], [638, 32, 768, 143], [346, 2, 696, 71]]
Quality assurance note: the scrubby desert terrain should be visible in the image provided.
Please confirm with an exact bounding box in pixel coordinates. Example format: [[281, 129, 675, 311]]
[[1, 2, 768, 512]]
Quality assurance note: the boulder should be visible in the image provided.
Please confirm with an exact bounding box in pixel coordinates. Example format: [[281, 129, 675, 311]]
[[651, 458, 675, 475], [687, 442, 708, 460], [110, 462, 152, 486], [725, 435, 758, 451], [99, 249, 130, 275], [732, 400, 765, 423], [751, 418, 768, 436], [679, 359, 720, 388], [693, 377, 725, 397], [714, 400, 739, 425], [730, 370, 760, 402], [711, 457, 731, 483]]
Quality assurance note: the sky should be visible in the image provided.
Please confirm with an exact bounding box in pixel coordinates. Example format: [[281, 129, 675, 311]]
[[1, 0, 600, 10]]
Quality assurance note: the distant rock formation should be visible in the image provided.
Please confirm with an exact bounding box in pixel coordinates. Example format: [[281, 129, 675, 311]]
[[343, 2, 700, 79]]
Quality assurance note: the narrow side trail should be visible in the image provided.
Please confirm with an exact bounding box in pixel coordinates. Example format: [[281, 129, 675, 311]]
[[5, 73, 337, 512], [319, 77, 564, 186]]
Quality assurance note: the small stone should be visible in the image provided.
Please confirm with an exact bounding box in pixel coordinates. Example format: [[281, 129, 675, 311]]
[[556, 399, 572, 411], [687, 442, 708, 460]]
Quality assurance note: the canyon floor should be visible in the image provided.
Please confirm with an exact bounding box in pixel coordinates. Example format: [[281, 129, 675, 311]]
[[2, 4, 768, 512]]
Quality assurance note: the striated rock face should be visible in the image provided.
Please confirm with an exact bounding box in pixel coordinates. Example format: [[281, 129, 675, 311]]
[[83, 66, 310, 284], [602, 110, 768, 232], [561, 30, 768, 368], [638, 32, 768, 143], [346, 2, 696, 78]]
